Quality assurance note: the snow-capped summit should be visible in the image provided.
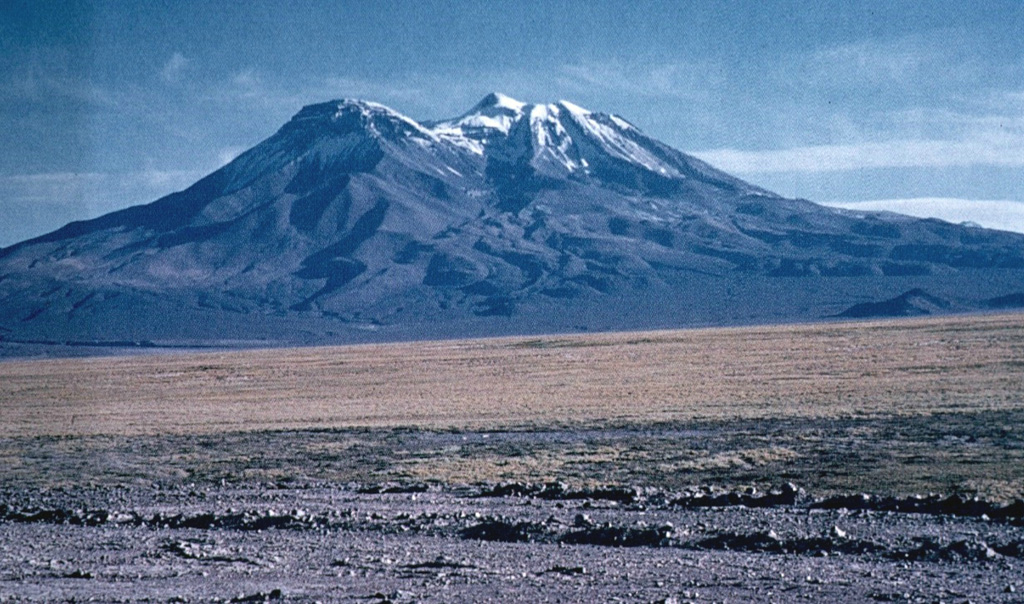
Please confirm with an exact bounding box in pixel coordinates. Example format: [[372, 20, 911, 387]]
[[433, 93, 595, 140], [429, 93, 529, 153], [286, 98, 437, 142], [428, 94, 725, 182], [278, 93, 713, 185]]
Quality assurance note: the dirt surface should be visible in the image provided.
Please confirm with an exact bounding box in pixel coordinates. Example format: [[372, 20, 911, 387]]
[[3, 413, 1024, 603], [2, 314, 1024, 602]]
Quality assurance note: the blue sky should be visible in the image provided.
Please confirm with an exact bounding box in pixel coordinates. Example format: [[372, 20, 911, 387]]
[[2, 0, 1023, 246]]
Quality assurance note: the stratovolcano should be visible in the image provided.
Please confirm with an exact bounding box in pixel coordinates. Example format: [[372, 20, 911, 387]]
[[2, 93, 1023, 356]]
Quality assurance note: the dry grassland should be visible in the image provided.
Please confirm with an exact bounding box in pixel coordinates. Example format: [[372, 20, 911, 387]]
[[2, 313, 1023, 438]]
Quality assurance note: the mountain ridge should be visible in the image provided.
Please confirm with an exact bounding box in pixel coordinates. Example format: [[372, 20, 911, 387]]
[[2, 93, 1023, 357]]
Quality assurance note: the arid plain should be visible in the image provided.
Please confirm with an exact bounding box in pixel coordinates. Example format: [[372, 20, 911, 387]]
[[4, 312, 1024, 436], [2, 313, 1024, 602]]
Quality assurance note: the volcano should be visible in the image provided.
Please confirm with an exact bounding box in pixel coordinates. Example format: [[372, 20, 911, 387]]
[[2, 93, 1023, 356]]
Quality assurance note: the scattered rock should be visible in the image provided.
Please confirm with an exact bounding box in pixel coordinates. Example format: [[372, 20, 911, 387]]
[[230, 590, 283, 602], [476, 481, 642, 503], [573, 513, 593, 527], [403, 556, 475, 570], [697, 530, 784, 553], [811, 493, 1024, 521], [903, 538, 999, 562], [672, 483, 804, 509], [561, 523, 673, 547], [371, 590, 415, 602], [64, 569, 93, 579], [546, 565, 586, 575], [461, 518, 553, 543], [358, 483, 430, 494]]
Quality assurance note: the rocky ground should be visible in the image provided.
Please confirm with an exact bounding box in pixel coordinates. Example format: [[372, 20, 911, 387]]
[[1, 481, 1023, 603], [3, 412, 1024, 603]]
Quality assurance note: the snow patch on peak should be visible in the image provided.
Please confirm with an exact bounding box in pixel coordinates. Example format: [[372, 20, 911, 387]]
[[335, 98, 390, 112], [609, 115, 634, 130], [430, 94, 531, 153], [440, 95, 525, 131], [291, 99, 432, 135], [557, 100, 591, 117], [528, 103, 559, 121], [474, 92, 527, 112], [293, 98, 389, 120], [429, 95, 685, 176], [528, 104, 573, 161], [335, 99, 429, 128]]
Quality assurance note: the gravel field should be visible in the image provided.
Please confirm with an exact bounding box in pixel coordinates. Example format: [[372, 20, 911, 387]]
[[2, 479, 1023, 603], [2, 414, 1024, 603]]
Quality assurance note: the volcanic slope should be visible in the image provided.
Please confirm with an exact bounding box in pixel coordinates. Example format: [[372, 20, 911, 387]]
[[2, 93, 1024, 353]]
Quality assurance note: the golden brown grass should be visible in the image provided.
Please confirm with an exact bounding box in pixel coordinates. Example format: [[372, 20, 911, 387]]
[[2, 313, 1023, 438]]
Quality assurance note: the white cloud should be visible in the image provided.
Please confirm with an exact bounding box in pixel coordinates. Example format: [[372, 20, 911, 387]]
[[742, 30, 1024, 156], [5, 69, 115, 107], [808, 36, 938, 86], [229, 69, 265, 99], [558, 61, 718, 100], [694, 136, 1024, 174], [160, 52, 189, 84], [797, 29, 1000, 99], [217, 146, 248, 166], [0, 170, 200, 208], [318, 76, 425, 103], [820, 198, 1024, 234]]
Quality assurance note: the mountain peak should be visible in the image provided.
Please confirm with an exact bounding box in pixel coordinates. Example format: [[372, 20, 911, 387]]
[[290, 98, 425, 125], [424, 94, 720, 179], [473, 92, 527, 113], [285, 98, 435, 144], [430, 94, 530, 143], [465, 94, 597, 122]]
